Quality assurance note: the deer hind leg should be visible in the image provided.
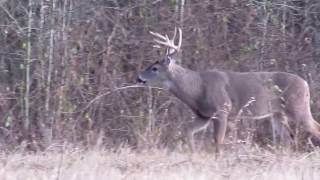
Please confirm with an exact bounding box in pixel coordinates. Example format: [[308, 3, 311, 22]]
[[213, 113, 228, 154], [272, 112, 295, 147], [186, 119, 211, 152], [304, 117, 320, 146], [286, 109, 320, 147]]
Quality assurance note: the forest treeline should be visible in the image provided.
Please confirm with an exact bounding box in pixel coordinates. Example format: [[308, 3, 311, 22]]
[[0, 0, 319, 151]]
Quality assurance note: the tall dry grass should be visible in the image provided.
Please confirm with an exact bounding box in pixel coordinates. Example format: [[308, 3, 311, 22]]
[[0, 145, 319, 180]]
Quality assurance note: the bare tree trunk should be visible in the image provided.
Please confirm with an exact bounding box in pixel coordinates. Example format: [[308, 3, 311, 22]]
[[38, 0, 45, 89], [179, 0, 185, 29], [24, 0, 33, 132], [172, 0, 185, 64], [258, 0, 270, 71], [281, 0, 287, 52], [45, 0, 57, 137], [55, 0, 72, 137]]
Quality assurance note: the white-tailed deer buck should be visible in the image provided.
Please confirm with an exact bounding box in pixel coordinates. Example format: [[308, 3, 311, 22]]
[[137, 27, 320, 153]]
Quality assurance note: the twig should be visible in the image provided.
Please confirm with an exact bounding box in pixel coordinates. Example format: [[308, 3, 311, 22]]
[[0, 4, 24, 34], [61, 85, 164, 114]]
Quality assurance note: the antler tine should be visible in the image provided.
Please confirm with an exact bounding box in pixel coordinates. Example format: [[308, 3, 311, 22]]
[[153, 39, 175, 49], [150, 31, 173, 48], [150, 27, 182, 55], [177, 28, 182, 50], [149, 31, 167, 41], [172, 27, 177, 42]]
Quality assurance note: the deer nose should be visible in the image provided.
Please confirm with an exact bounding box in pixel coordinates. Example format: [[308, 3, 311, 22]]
[[136, 76, 146, 84]]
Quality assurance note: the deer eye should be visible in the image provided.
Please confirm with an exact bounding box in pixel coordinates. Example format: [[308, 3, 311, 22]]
[[151, 67, 158, 72]]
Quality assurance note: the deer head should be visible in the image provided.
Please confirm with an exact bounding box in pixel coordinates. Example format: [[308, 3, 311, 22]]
[[137, 28, 182, 89]]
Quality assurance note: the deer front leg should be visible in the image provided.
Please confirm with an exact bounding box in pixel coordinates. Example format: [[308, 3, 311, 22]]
[[213, 113, 228, 154], [186, 119, 211, 152]]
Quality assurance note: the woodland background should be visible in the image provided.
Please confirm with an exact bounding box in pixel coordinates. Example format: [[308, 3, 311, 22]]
[[0, 0, 319, 151]]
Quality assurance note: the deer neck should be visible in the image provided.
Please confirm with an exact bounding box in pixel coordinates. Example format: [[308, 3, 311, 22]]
[[167, 63, 203, 107]]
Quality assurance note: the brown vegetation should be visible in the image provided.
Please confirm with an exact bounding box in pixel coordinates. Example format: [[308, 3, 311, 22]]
[[0, 146, 319, 180], [0, 0, 320, 151]]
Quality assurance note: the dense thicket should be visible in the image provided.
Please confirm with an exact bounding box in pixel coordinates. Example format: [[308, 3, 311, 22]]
[[0, 0, 319, 151]]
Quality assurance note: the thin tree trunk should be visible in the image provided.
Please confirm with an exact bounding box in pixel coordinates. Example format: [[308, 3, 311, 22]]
[[180, 0, 185, 29], [39, 0, 45, 89], [45, 0, 56, 133], [24, 0, 33, 132], [281, 0, 287, 52], [56, 0, 72, 136], [258, 0, 269, 71]]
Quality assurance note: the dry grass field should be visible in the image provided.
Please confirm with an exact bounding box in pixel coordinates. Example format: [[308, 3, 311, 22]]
[[0, 145, 319, 180]]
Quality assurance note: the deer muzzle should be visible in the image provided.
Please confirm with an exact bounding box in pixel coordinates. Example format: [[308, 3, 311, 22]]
[[136, 76, 146, 84]]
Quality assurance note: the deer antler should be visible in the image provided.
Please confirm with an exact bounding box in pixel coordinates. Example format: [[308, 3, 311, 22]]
[[150, 27, 182, 55]]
